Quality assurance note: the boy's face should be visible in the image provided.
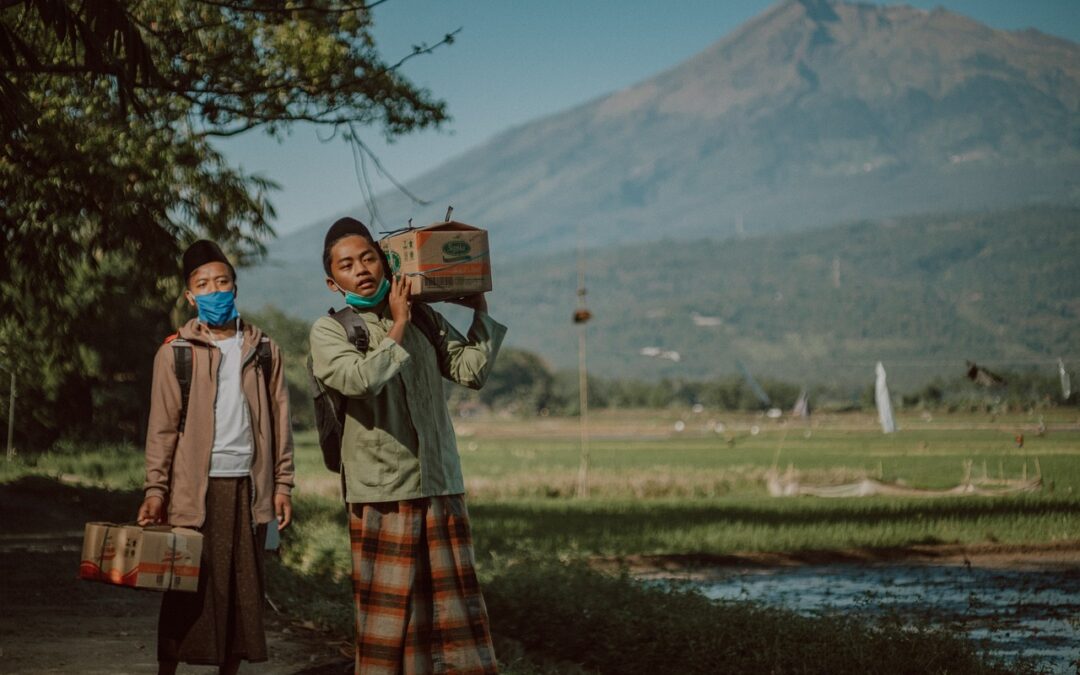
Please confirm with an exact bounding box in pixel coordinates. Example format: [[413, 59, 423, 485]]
[[325, 235, 386, 297], [185, 261, 236, 307]]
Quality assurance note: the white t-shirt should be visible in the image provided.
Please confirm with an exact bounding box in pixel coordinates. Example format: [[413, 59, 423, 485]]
[[209, 330, 254, 477]]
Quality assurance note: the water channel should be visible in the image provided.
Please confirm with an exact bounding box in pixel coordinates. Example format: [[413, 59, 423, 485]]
[[672, 563, 1079, 672]]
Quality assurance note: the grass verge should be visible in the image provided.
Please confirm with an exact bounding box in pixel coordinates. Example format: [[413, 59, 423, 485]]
[[4, 412, 1074, 673]]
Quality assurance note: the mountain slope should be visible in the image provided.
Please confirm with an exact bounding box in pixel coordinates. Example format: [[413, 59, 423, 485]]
[[242, 206, 1080, 389], [268, 0, 1080, 259]]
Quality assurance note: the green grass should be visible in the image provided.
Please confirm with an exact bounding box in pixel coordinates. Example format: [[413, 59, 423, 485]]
[[4, 411, 1075, 673], [468, 496, 1080, 560], [268, 413, 1078, 673], [293, 409, 1080, 558], [0, 439, 145, 490], [455, 428, 1078, 492]]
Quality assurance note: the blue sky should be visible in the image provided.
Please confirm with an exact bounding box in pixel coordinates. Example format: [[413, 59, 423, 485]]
[[217, 1, 1080, 235]]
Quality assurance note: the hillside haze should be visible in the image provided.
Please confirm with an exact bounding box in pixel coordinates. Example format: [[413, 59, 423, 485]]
[[245, 0, 1080, 388], [266, 0, 1080, 259], [244, 206, 1080, 389]]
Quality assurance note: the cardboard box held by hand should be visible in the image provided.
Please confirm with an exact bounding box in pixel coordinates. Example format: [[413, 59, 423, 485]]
[[79, 522, 203, 592], [380, 221, 492, 301]]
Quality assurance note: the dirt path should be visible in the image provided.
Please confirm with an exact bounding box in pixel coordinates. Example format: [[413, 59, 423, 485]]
[[0, 479, 349, 675]]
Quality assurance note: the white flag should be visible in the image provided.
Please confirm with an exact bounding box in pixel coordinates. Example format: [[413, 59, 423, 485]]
[[793, 388, 810, 418], [875, 362, 896, 434]]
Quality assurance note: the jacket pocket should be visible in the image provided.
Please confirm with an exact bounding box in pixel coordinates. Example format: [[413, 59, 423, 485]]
[[348, 435, 399, 487]]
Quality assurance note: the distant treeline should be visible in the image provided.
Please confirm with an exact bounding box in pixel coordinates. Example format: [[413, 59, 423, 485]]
[[4, 306, 1070, 449], [247, 307, 1074, 430], [446, 348, 1073, 419]]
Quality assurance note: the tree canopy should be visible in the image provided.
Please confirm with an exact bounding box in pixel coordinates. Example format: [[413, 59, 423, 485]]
[[0, 0, 453, 447]]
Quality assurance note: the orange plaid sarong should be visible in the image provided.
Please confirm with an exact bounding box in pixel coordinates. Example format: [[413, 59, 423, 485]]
[[348, 495, 498, 675]]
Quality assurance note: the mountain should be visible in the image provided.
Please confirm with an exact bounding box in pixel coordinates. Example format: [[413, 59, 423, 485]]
[[263, 0, 1080, 260], [242, 206, 1080, 389], [243, 1, 1080, 388], [488, 206, 1079, 389]]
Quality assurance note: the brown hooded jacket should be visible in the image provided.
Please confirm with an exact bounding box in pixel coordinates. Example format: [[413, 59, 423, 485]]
[[143, 318, 294, 528]]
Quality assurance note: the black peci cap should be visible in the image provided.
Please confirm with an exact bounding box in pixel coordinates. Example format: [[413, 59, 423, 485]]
[[322, 217, 390, 276], [182, 240, 235, 280]]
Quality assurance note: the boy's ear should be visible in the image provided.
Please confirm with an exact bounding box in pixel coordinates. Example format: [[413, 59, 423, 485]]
[[184, 289, 195, 307], [325, 277, 341, 294]]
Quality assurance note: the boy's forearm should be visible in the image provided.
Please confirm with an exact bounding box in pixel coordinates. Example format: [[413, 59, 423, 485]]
[[387, 318, 408, 345], [271, 437, 294, 495], [144, 348, 181, 498], [144, 429, 176, 498], [270, 344, 295, 494], [311, 321, 410, 397], [444, 311, 508, 389], [274, 446, 294, 495]]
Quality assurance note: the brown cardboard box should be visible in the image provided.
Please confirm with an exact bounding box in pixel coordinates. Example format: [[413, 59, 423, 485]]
[[380, 221, 492, 301], [79, 522, 203, 592]]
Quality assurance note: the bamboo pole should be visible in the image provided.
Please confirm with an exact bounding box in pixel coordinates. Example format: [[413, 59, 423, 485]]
[[574, 246, 590, 498], [575, 323, 590, 498]]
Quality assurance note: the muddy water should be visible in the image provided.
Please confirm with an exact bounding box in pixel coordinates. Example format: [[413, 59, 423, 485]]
[[682, 564, 1080, 672]]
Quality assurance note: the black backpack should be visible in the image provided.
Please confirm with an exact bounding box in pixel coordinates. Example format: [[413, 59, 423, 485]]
[[168, 333, 274, 434], [307, 305, 439, 472]]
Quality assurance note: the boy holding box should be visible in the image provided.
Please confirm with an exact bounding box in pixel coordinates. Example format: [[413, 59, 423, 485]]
[[138, 240, 295, 675], [309, 217, 506, 674]]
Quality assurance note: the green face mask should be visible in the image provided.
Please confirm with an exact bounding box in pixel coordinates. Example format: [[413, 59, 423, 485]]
[[343, 278, 390, 309]]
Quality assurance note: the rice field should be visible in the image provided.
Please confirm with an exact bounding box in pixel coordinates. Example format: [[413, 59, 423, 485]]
[[285, 409, 1080, 560], [7, 409, 1077, 559], [5, 409, 1076, 673]]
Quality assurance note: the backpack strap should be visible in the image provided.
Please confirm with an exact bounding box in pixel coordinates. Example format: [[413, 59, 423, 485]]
[[256, 336, 273, 395], [167, 332, 275, 436], [255, 334, 277, 453], [328, 304, 442, 351], [328, 307, 370, 352], [167, 336, 193, 434]]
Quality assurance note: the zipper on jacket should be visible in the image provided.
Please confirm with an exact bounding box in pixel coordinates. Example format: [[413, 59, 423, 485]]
[[241, 336, 261, 533], [204, 342, 222, 487], [245, 389, 258, 535]]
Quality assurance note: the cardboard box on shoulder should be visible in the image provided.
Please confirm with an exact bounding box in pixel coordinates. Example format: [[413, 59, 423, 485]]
[[79, 522, 203, 592], [379, 221, 492, 301]]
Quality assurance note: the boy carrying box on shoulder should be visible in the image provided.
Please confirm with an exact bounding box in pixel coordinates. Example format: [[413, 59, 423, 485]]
[[137, 240, 295, 675], [309, 217, 507, 675]]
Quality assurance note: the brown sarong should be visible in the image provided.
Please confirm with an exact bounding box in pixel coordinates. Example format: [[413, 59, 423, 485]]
[[158, 477, 268, 665], [349, 494, 498, 675]]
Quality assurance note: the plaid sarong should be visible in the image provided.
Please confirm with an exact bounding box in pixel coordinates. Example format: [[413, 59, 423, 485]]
[[348, 494, 498, 675]]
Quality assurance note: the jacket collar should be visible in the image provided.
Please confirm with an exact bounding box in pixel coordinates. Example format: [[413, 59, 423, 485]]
[[352, 300, 392, 323], [177, 317, 262, 350]]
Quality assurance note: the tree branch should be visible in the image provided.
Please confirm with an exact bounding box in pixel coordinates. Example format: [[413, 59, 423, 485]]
[[191, 0, 369, 14], [383, 27, 461, 74]]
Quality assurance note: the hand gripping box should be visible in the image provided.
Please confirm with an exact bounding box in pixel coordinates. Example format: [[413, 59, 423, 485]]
[[79, 522, 203, 592], [379, 221, 492, 301]]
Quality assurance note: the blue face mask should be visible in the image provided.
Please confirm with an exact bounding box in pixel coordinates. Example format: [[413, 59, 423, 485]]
[[343, 278, 390, 309], [194, 290, 240, 326]]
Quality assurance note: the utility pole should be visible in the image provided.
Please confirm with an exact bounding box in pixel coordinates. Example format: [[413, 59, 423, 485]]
[[573, 242, 592, 498]]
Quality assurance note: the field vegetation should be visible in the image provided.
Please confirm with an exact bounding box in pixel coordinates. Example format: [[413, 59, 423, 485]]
[[3, 409, 1075, 672]]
